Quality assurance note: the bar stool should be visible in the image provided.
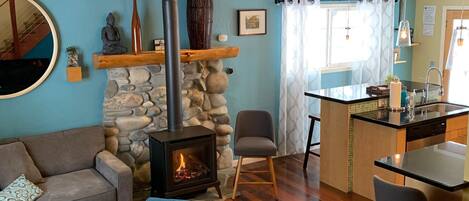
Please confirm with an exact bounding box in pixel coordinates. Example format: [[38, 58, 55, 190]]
[[303, 114, 320, 169], [232, 110, 278, 200]]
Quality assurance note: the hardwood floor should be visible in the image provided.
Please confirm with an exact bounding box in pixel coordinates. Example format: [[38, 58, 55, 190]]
[[228, 154, 370, 201]]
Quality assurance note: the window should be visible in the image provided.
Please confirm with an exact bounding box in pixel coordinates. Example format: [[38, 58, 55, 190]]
[[316, 5, 368, 72], [448, 19, 469, 106]]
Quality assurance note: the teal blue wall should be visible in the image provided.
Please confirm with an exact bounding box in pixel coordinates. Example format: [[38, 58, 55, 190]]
[[0, 0, 281, 138], [0, 0, 413, 139], [322, 71, 352, 88], [23, 33, 53, 59], [212, 2, 282, 133]]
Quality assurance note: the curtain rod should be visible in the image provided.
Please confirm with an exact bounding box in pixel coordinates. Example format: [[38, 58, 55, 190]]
[[275, 0, 392, 4]]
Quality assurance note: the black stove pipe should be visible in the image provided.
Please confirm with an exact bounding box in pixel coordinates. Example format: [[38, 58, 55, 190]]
[[162, 0, 183, 132]]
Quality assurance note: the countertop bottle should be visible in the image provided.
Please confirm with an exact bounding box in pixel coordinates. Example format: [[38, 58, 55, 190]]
[[131, 0, 142, 54], [408, 89, 416, 110], [401, 86, 408, 108]]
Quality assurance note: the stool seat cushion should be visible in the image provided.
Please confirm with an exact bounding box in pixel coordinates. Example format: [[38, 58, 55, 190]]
[[235, 137, 277, 156]]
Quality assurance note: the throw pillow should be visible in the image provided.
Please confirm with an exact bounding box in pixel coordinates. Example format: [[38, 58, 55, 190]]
[[0, 142, 44, 189], [0, 174, 43, 201]]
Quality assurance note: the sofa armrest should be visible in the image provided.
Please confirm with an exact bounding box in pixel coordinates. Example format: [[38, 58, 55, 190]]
[[96, 150, 133, 201]]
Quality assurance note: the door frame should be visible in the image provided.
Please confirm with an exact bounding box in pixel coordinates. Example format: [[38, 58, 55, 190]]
[[439, 6, 469, 101]]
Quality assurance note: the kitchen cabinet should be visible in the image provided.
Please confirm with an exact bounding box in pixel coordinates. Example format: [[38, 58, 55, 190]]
[[445, 115, 468, 145]]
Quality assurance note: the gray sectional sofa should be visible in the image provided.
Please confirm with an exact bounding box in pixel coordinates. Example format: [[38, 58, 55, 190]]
[[0, 126, 133, 201]]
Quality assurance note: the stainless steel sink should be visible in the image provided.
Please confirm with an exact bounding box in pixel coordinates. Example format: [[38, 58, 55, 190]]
[[415, 102, 469, 113]]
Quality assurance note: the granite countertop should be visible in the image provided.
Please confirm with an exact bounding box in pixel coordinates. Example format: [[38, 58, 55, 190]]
[[352, 102, 469, 129], [304, 80, 438, 104], [375, 142, 469, 192]]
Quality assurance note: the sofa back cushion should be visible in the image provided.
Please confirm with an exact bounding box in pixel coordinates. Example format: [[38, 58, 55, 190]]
[[19, 126, 105, 177], [0, 142, 44, 189]]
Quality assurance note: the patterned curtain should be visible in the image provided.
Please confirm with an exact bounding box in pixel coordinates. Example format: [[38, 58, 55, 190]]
[[278, 0, 322, 156], [275, 0, 392, 4], [351, 0, 395, 84]]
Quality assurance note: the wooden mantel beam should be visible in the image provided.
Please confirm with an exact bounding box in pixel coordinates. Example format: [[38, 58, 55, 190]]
[[93, 46, 239, 69]]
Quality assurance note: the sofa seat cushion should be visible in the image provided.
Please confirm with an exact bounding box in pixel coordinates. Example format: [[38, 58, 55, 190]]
[[37, 169, 115, 201], [0, 142, 44, 189], [20, 126, 105, 177]]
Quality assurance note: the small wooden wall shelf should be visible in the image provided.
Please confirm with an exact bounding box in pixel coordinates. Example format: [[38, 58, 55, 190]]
[[93, 46, 240, 69]]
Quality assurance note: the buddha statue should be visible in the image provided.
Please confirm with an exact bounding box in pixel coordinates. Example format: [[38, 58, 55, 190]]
[[102, 13, 127, 55]]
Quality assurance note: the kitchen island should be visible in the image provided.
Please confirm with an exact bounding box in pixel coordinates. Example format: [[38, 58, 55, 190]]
[[352, 102, 469, 199], [376, 142, 469, 201], [304, 81, 454, 195], [305, 81, 434, 193]]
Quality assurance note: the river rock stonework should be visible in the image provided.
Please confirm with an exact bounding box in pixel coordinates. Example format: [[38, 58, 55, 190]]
[[103, 60, 233, 183]]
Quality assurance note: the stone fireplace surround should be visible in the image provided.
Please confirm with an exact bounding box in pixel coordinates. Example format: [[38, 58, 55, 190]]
[[102, 59, 233, 183]]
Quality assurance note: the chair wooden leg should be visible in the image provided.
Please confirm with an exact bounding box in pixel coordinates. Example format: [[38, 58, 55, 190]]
[[267, 156, 278, 200], [215, 184, 222, 199], [232, 156, 243, 200], [303, 119, 315, 169]]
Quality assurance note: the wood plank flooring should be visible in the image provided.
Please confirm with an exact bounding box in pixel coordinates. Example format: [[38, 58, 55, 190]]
[[228, 154, 371, 201]]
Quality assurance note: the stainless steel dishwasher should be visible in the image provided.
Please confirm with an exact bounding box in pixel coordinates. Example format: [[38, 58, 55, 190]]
[[406, 119, 447, 151]]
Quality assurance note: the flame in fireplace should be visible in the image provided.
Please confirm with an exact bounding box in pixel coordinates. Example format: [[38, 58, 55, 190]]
[[174, 152, 209, 183], [176, 153, 186, 172]]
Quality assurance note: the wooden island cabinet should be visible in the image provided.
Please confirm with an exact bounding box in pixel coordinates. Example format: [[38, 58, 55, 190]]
[[352, 112, 469, 200], [446, 115, 469, 145]]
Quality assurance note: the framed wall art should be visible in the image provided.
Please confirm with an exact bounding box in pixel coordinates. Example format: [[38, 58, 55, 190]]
[[238, 9, 267, 36]]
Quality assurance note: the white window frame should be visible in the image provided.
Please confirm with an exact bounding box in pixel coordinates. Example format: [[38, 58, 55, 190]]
[[319, 3, 362, 73]]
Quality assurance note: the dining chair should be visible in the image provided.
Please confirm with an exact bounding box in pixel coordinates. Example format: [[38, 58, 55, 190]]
[[232, 110, 278, 200], [374, 176, 427, 201]]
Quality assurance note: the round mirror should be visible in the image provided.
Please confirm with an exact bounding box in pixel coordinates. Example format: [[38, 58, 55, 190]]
[[0, 0, 58, 99]]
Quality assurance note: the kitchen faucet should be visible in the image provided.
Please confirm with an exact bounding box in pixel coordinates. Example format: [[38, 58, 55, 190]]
[[422, 62, 444, 104]]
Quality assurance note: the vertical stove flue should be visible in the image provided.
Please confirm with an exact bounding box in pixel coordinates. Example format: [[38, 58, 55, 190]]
[[151, 1, 222, 198], [163, 0, 183, 132]]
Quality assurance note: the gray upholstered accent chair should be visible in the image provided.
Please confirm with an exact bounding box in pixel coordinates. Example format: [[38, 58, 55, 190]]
[[232, 110, 278, 200], [0, 126, 133, 201], [374, 176, 427, 201]]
